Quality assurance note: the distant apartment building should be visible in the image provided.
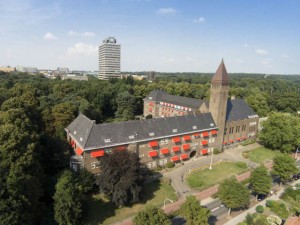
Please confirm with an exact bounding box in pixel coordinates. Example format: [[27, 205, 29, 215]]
[[16, 66, 38, 74], [147, 71, 156, 82], [98, 37, 121, 80], [0, 66, 15, 73], [57, 67, 69, 74]]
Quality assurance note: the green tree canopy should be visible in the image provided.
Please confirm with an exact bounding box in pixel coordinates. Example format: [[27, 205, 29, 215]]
[[272, 155, 298, 185], [259, 112, 300, 153], [218, 178, 250, 215], [250, 166, 272, 197], [98, 150, 143, 207], [180, 195, 210, 225], [133, 205, 171, 225]]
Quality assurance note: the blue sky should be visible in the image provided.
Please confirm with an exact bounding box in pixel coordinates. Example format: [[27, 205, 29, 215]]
[[0, 0, 299, 74]]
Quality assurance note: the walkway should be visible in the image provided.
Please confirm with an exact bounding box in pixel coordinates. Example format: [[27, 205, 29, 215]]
[[116, 143, 262, 225]]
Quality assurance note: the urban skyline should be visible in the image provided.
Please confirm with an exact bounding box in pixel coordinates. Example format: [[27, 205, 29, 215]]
[[0, 0, 299, 74]]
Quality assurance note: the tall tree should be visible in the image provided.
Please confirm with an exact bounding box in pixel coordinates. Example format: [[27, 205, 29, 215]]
[[250, 166, 272, 199], [259, 112, 300, 153], [98, 150, 143, 207], [115, 91, 135, 121], [272, 155, 298, 185], [53, 170, 83, 225], [180, 195, 210, 225], [133, 205, 171, 225], [218, 178, 250, 215]]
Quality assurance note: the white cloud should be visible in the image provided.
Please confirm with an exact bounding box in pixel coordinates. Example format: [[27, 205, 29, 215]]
[[156, 8, 177, 15], [83, 32, 95, 37], [68, 31, 95, 38], [255, 49, 268, 55], [242, 43, 249, 48], [282, 54, 289, 58], [43, 32, 57, 40], [67, 43, 98, 56], [193, 17, 205, 23], [260, 58, 272, 65]]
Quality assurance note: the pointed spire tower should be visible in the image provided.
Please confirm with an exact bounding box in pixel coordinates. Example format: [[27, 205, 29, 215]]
[[209, 60, 229, 146]]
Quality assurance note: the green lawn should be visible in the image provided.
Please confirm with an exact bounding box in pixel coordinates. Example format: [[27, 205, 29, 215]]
[[186, 161, 249, 190], [83, 178, 177, 225], [242, 147, 284, 164]]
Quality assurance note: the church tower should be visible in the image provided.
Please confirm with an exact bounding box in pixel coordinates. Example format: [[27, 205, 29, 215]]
[[209, 60, 229, 146]]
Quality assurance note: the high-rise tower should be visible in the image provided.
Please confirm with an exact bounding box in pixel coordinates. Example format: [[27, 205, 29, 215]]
[[209, 60, 229, 146], [98, 37, 121, 80]]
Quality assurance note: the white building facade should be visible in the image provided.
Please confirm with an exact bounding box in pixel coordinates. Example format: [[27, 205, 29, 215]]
[[98, 37, 121, 80]]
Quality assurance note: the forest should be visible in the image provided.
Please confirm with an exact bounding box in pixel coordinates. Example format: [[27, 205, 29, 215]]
[[0, 71, 299, 224]]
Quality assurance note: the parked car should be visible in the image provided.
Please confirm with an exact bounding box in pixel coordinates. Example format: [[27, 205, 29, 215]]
[[292, 173, 300, 180]]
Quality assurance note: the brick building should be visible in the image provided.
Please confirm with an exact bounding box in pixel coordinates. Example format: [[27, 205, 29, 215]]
[[143, 60, 259, 147], [66, 60, 259, 173]]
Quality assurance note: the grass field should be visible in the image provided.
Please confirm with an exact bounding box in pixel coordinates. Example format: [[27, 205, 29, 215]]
[[186, 161, 249, 190], [83, 178, 177, 225], [242, 147, 283, 164]]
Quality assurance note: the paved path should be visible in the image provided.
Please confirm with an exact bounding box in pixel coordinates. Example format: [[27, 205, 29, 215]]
[[223, 179, 300, 225], [164, 143, 261, 196], [116, 143, 262, 225]]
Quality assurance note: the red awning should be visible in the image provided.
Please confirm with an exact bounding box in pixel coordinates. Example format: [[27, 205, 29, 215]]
[[115, 145, 126, 151], [148, 150, 158, 157], [172, 146, 180, 152], [160, 148, 170, 154], [193, 133, 200, 137], [75, 147, 83, 155], [235, 137, 241, 141], [91, 150, 105, 158], [229, 140, 234, 143], [171, 156, 180, 162], [202, 132, 209, 137], [211, 130, 218, 135], [201, 140, 208, 145], [182, 144, 190, 151], [183, 135, 191, 141], [180, 154, 188, 160], [148, 141, 158, 148], [201, 149, 208, 155], [223, 141, 227, 145], [172, 137, 181, 143]]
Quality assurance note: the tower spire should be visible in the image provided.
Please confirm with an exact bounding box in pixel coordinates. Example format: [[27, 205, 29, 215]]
[[211, 59, 229, 85]]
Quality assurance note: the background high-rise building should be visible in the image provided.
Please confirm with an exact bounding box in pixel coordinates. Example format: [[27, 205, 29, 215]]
[[98, 37, 121, 80]]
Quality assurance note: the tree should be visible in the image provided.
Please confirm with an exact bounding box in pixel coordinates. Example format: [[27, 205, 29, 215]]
[[250, 166, 272, 199], [272, 155, 298, 185], [180, 195, 210, 225], [218, 178, 250, 215], [115, 91, 135, 121], [259, 112, 300, 153], [98, 150, 143, 207], [53, 170, 83, 225], [133, 205, 171, 225]]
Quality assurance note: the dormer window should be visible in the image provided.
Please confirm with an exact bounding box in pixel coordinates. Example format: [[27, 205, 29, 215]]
[[74, 131, 77, 135], [172, 129, 177, 133], [193, 126, 197, 130], [129, 135, 135, 139], [149, 132, 155, 136], [210, 123, 214, 127], [80, 137, 83, 142], [104, 139, 111, 143]]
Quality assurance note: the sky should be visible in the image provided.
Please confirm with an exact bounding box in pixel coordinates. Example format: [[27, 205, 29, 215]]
[[0, 0, 299, 74]]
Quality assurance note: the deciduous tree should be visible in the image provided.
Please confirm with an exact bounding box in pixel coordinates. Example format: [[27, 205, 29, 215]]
[[250, 166, 272, 199], [180, 195, 210, 225], [98, 150, 143, 207], [218, 178, 250, 215], [272, 155, 298, 185], [133, 205, 171, 225]]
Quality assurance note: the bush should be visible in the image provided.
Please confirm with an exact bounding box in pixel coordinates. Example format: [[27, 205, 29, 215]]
[[213, 148, 221, 154], [266, 200, 289, 219], [166, 162, 175, 168], [256, 205, 264, 213], [237, 161, 247, 169], [241, 139, 256, 146], [266, 200, 274, 208]]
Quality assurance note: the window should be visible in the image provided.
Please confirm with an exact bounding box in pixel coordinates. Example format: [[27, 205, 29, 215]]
[[191, 142, 199, 147], [159, 159, 167, 166], [242, 125, 246, 131], [91, 162, 100, 169], [236, 126, 240, 133], [104, 139, 111, 143], [209, 138, 215, 143], [249, 122, 257, 126], [160, 139, 169, 145], [139, 154, 145, 158], [147, 161, 157, 168], [249, 126, 256, 132], [72, 164, 77, 172], [229, 127, 234, 134]]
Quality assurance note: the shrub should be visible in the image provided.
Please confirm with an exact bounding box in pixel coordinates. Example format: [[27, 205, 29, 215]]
[[241, 139, 256, 146], [266, 200, 274, 208], [256, 205, 264, 213], [236, 161, 247, 169], [266, 200, 289, 219], [242, 151, 250, 159], [166, 162, 175, 168], [213, 148, 221, 154]]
